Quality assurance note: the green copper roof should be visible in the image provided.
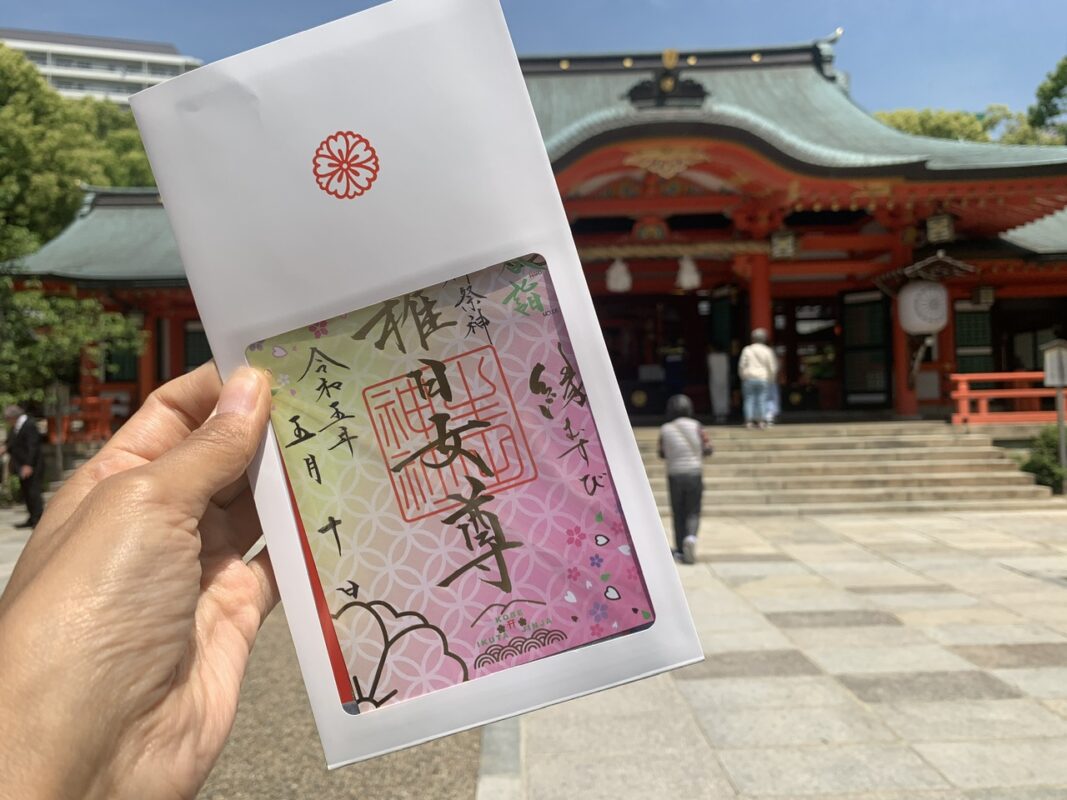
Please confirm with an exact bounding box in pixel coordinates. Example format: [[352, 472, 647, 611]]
[[11, 189, 186, 285], [12, 36, 1067, 284], [523, 39, 1067, 174]]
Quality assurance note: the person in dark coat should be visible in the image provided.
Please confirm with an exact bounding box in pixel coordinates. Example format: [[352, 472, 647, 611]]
[[3, 404, 45, 528]]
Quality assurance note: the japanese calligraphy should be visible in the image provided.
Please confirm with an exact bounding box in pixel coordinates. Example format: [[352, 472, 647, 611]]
[[437, 476, 522, 593], [455, 278, 492, 343], [316, 377, 343, 402], [305, 454, 321, 484], [352, 291, 456, 354], [557, 342, 587, 408], [407, 358, 453, 402], [559, 417, 590, 465], [366, 345, 537, 522], [298, 346, 350, 382], [529, 363, 557, 420], [245, 252, 654, 716], [318, 400, 356, 432], [581, 473, 606, 496], [285, 414, 316, 448], [328, 425, 358, 457], [319, 515, 343, 556], [502, 278, 544, 316], [391, 413, 493, 476]]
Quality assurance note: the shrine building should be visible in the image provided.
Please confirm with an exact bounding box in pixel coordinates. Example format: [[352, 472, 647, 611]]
[[14, 34, 1067, 421]]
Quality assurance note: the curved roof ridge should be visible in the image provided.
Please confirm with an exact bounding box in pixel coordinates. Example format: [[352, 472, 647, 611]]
[[545, 104, 922, 170], [531, 63, 1067, 174]]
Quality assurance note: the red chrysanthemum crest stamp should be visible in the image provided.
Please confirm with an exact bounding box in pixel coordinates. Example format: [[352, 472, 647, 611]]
[[312, 131, 379, 199]]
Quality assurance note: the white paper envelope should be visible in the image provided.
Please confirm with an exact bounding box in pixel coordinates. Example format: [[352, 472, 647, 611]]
[[131, 0, 702, 768]]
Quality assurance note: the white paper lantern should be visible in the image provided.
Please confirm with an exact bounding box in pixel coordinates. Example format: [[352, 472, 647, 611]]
[[675, 255, 701, 291], [898, 280, 948, 335], [606, 258, 632, 293]]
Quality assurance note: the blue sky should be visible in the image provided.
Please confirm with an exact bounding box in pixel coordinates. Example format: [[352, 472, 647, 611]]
[[5, 0, 1066, 114]]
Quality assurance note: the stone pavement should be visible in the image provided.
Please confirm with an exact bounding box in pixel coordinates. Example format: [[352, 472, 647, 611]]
[[7, 506, 1067, 798], [0, 505, 31, 593], [480, 509, 1067, 800]]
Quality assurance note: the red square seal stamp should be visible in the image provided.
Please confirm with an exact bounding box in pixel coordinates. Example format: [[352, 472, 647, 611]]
[[364, 345, 537, 521]]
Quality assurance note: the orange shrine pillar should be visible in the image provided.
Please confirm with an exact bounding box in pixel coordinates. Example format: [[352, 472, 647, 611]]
[[748, 254, 772, 334]]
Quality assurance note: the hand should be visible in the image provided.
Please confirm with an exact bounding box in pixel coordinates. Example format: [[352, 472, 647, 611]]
[[18, 465, 31, 480], [0, 364, 275, 800]]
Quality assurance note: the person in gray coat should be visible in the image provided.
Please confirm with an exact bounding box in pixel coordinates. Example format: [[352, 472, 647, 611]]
[[658, 394, 712, 565]]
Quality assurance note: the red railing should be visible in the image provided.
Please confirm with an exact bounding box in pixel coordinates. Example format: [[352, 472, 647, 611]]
[[951, 372, 1057, 425], [47, 397, 114, 444]]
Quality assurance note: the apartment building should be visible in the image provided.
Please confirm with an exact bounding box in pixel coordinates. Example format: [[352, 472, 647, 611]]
[[0, 27, 200, 104]]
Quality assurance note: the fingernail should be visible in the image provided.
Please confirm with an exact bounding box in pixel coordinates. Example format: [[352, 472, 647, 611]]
[[217, 368, 263, 416]]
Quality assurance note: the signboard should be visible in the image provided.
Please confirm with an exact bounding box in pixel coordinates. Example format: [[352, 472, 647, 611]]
[[1043, 339, 1067, 388]]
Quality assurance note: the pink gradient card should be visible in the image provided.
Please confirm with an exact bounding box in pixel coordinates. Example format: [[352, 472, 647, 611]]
[[247, 254, 655, 713]]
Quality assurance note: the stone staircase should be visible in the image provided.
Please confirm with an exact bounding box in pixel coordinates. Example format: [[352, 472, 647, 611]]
[[635, 421, 1065, 516]]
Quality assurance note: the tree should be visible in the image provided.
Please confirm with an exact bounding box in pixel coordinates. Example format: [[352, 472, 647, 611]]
[[0, 273, 144, 410], [67, 97, 156, 187], [1029, 56, 1067, 137], [874, 104, 1066, 145], [874, 108, 992, 142], [0, 45, 155, 264], [0, 45, 104, 262]]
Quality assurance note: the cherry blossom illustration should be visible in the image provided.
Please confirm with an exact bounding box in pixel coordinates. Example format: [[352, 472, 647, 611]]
[[332, 596, 467, 712], [313, 131, 380, 199]]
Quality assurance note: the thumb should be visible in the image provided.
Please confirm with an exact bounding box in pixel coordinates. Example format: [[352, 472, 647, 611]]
[[145, 367, 271, 517]]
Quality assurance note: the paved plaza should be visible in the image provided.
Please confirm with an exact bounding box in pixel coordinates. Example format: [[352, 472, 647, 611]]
[[482, 509, 1067, 800], [5, 506, 1067, 797]]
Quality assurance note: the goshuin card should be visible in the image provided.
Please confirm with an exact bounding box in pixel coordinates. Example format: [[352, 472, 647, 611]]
[[247, 254, 654, 713]]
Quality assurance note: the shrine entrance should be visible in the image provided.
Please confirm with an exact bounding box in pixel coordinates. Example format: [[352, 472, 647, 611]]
[[772, 298, 842, 412]]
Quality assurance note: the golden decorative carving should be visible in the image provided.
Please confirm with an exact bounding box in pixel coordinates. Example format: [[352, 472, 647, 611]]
[[623, 147, 709, 180], [662, 49, 679, 70]]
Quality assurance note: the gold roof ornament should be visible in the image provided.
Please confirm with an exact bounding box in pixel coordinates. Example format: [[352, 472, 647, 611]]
[[662, 48, 679, 70], [623, 146, 709, 180]]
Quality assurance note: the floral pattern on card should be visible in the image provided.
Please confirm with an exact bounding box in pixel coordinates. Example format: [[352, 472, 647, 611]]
[[247, 254, 654, 712]]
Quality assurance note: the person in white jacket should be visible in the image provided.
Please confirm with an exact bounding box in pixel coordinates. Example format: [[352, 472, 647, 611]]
[[738, 328, 778, 429]]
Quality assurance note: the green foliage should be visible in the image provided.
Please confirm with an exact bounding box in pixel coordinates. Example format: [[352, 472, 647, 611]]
[[980, 104, 1067, 145], [65, 96, 155, 187], [875, 108, 993, 142], [0, 273, 145, 409], [0, 44, 154, 264], [1, 473, 20, 507], [1022, 426, 1066, 495], [875, 104, 1066, 145], [1029, 56, 1067, 136], [877, 54, 1067, 146]]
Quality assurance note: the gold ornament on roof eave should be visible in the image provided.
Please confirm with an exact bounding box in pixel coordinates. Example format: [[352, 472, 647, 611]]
[[622, 146, 710, 180]]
